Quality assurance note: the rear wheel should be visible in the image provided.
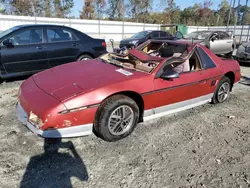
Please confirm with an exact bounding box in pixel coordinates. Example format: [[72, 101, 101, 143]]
[[94, 94, 139, 142], [77, 54, 93, 61], [212, 76, 231, 104]]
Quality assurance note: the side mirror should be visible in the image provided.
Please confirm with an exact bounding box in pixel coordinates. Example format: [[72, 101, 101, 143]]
[[160, 69, 179, 80], [148, 35, 152, 39], [3, 39, 14, 47]]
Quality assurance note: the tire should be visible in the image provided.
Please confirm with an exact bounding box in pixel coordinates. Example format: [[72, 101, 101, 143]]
[[77, 54, 93, 61], [94, 94, 139, 142], [211, 76, 231, 104]]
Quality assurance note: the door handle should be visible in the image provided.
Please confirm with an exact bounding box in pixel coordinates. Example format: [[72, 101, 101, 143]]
[[72, 43, 77, 46], [36, 46, 44, 50]]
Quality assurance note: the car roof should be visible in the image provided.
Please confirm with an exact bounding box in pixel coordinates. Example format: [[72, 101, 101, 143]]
[[12, 24, 71, 29], [192, 30, 228, 33]]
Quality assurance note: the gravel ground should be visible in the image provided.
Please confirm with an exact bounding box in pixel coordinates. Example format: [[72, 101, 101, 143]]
[[0, 65, 250, 188]]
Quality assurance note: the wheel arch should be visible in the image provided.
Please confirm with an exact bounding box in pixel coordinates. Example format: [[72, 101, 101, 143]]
[[77, 52, 94, 60], [224, 71, 235, 91], [97, 90, 145, 123]]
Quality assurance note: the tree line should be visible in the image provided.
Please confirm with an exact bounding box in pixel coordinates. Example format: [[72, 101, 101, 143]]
[[0, 0, 249, 26]]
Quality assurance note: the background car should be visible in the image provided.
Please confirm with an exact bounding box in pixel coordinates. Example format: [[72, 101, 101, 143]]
[[16, 39, 241, 142], [0, 24, 107, 83], [119, 30, 175, 49], [180, 30, 235, 57], [235, 40, 250, 63]]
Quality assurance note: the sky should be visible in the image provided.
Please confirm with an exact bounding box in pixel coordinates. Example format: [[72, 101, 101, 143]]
[[71, 0, 223, 18]]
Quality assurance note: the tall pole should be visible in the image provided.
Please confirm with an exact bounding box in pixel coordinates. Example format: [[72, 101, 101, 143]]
[[30, 0, 37, 24], [227, 0, 233, 29], [234, 0, 241, 36], [240, 0, 249, 42]]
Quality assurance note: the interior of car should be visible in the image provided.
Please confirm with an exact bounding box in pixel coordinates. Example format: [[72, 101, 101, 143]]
[[163, 50, 202, 74], [99, 41, 194, 73]]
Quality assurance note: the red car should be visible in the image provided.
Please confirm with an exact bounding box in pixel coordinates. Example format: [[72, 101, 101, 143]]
[[16, 40, 241, 142]]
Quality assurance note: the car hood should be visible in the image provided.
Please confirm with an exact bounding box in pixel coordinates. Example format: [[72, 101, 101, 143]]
[[32, 59, 147, 102]]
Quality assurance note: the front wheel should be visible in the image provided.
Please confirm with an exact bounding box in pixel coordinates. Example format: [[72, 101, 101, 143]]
[[94, 94, 139, 142], [211, 76, 231, 104]]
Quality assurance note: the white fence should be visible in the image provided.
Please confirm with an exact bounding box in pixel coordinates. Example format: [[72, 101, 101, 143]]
[[0, 15, 250, 43], [0, 15, 160, 42]]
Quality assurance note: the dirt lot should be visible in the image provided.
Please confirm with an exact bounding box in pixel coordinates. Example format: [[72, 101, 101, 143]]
[[0, 65, 250, 188]]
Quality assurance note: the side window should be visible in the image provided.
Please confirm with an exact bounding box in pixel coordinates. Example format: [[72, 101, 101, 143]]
[[10, 28, 43, 45], [151, 31, 159, 38], [160, 31, 167, 37], [46, 28, 76, 42], [197, 47, 216, 69]]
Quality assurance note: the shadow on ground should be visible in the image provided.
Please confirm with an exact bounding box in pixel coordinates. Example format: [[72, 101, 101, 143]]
[[20, 137, 88, 188], [240, 76, 250, 86], [239, 61, 250, 67]]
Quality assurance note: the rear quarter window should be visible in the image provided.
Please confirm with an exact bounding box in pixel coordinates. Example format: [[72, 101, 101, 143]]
[[197, 47, 216, 69]]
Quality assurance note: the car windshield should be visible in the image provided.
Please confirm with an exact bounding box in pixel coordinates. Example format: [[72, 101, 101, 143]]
[[131, 31, 150, 39], [185, 31, 211, 40], [0, 26, 19, 39]]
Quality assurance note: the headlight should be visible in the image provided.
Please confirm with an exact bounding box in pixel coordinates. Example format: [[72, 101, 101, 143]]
[[29, 111, 43, 128]]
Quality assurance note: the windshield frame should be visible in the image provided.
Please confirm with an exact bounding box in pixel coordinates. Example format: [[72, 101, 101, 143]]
[[0, 26, 19, 39]]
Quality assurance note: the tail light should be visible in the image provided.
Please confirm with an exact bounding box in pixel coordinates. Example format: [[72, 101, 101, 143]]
[[102, 41, 107, 48]]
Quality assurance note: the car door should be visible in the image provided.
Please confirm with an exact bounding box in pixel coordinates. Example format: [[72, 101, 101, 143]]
[[45, 27, 80, 68], [144, 49, 211, 114], [218, 31, 233, 54], [208, 32, 222, 54], [208, 31, 232, 55], [1, 27, 49, 74]]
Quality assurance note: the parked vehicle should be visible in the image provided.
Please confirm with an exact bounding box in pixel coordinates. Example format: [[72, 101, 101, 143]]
[[180, 30, 235, 57], [119, 30, 175, 49], [235, 40, 250, 63], [16, 39, 241, 142], [0, 24, 107, 83]]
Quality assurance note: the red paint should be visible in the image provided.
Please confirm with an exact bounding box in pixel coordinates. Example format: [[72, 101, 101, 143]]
[[18, 41, 241, 131]]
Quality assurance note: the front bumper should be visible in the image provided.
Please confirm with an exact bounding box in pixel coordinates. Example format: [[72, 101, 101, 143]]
[[16, 102, 93, 138]]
